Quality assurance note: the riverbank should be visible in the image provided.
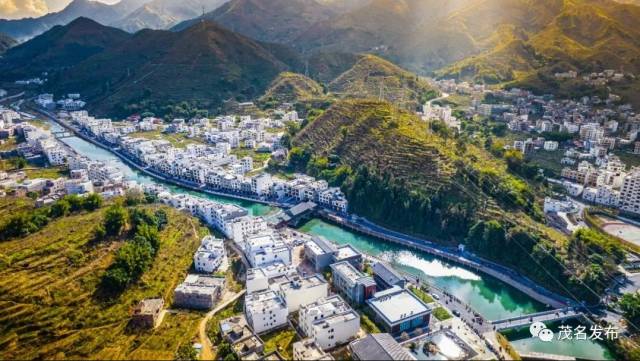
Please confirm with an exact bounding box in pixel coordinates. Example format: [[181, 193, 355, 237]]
[[317, 210, 573, 309], [30, 105, 287, 208], [37, 105, 576, 309]]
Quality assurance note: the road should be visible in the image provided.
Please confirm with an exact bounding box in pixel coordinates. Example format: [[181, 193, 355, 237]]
[[197, 290, 246, 361]]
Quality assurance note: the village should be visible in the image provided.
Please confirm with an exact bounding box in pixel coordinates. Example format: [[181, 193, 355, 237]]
[[0, 97, 504, 360]]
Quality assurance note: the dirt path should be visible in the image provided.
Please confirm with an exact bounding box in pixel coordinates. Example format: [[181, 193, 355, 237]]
[[198, 290, 246, 360]]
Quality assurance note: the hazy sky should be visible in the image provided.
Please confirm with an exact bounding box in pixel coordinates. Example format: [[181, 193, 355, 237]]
[[0, 0, 118, 19]]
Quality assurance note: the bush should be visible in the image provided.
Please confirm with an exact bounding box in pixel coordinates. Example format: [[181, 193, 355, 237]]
[[175, 343, 197, 361], [83, 193, 103, 211], [104, 204, 128, 236]]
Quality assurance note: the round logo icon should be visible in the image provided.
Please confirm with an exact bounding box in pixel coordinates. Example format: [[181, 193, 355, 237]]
[[529, 321, 546, 337], [538, 328, 554, 342]]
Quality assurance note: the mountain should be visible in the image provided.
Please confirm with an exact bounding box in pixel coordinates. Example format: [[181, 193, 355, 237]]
[[294, 0, 469, 58], [0, 33, 16, 54], [113, 0, 228, 33], [435, 0, 640, 87], [259, 72, 325, 104], [0, 0, 144, 41], [327, 54, 436, 110], [0, 17, 130, 79], [172, 0, 336, 43], [50, 20, 301, 116]]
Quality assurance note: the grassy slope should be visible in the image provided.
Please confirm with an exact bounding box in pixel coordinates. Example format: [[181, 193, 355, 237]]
[[328, 54, 436, 110], [436, 0, 640, 103], [259, 72, 326, 104], [293, 99, 550, 234], [0, 200, 205, 360]]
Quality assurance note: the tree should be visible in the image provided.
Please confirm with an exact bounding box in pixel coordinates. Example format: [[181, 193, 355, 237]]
[[93, 225, 106, 241], [11, 157, 27, 169], [175, 343, 197, 361], [619, 292, 640, 333], [83, 193, 103, 211], [64, 194, 84, 212], [125, 189, 146, 206], [50, 199, 71, 218], [104, 204, 128, 236]]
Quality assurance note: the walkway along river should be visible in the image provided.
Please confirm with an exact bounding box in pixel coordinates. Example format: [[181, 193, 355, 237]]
[[36, 112, 614, 360]]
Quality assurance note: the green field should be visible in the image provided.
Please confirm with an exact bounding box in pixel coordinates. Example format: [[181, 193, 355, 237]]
[[0, 200, 205, 360]]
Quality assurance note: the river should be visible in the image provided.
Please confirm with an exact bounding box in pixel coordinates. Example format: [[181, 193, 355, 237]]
[[45, 119, 614, 359]]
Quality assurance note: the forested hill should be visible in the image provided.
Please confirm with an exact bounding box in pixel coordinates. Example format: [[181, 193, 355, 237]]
[[291, 99, 625, 304]]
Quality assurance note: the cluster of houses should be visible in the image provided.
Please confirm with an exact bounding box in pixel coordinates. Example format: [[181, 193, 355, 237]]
[[432, 79, 640, 217], [35, 93, 86, 111], [63, 108, 349, 214], [554, 69, 632, 87], [420, 102, 460, 130], [0, 109, 129, 202], [139, 180, 435, 359]]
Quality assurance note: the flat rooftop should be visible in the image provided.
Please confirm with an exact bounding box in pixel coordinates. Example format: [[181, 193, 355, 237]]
[[279, 274, 326, 292], [245, 290, 286, 314], [335, 244, 359, 260], [368, 287, 431, 325], [331, 261, 363, 282]]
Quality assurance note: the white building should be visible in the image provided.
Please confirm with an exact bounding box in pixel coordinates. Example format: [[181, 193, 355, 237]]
[[193, 236, 225, 273], [245, 233, 291, 268], [244, 290, 288, 334], [277, 274, 328, 313], [245, 263, 298, 294], [299, 295, 360, 350], [620, 169, 640, 215], [543, 141, 559, 151]]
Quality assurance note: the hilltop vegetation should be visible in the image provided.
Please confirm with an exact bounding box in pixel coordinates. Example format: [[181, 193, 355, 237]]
[[328, 54, 437, 110], [46, 20, 300, 117], [259, 72, 326, 105], [292, 99, 624, 303], [0, 197, 206, 359], [436, 0, 640, 103]]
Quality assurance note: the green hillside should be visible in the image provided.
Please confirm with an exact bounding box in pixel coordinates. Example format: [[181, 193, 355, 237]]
[[436, 0, 640, 103], [291, 99, 624, 304], [49, 20, 301, 117], [0, 198, 206, 360], [259, 72, 325, 105], [328, 54, 437, 110], [0, 17, 130, 80]]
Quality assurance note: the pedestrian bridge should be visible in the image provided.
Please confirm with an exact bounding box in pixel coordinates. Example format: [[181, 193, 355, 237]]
[[491, 308, 583, 330], [52, 130, 73, 139]]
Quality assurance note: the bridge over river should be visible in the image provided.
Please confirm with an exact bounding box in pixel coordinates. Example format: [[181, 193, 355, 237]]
[[491, 307, 584, 331]]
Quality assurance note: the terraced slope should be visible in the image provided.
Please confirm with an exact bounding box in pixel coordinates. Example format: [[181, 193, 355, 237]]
[[328, 54, 436, 110], [259, 72, 325, 104], [0, 200, 204, 360]]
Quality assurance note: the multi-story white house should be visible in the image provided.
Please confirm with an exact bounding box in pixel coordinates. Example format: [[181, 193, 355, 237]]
[[299, 295, 360, 350], [620, 169, 640, 215], [193, 236, 225, 273], [245, 290, 288, 334], [277, 274, 328, 313], [245, 233, 291, 268]]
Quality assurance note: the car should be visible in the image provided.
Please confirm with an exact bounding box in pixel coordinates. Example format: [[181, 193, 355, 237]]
[[452, 310, 461, 317], [432, 294, 440, 301]]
